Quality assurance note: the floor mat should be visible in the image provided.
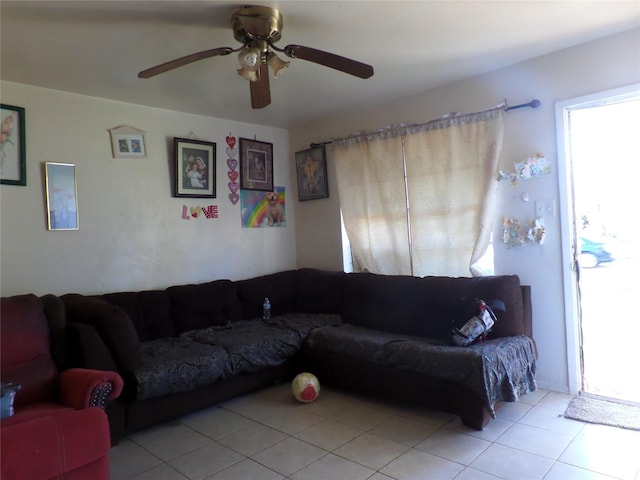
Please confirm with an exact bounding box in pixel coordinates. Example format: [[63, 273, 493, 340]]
[[564, 395, 640, 431]]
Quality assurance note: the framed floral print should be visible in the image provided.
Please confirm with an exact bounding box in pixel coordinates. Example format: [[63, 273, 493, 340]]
[[1, 103, 26, 186], [45, 162, 79, 230]]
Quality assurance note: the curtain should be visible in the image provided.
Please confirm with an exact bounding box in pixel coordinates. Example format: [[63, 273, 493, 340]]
[[333, 133, 411, 274], [334, 105, 504, 277]]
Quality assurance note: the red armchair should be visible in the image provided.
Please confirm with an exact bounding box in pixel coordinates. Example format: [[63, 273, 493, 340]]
[[1, 294, 123, 480]]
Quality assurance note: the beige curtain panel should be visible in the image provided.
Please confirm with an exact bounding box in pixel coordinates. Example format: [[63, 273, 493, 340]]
[[334, 105, 505, 277]]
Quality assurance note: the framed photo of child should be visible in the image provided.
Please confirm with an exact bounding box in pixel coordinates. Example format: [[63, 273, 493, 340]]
[[174, 138, 216, 198]]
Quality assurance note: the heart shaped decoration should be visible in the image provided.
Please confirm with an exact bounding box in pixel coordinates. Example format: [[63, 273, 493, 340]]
[[228, 181, 239, 193], [190, 206, 201, 218], [226, 158, 238, 170], [226, 147, 237, 159], [228, 170, 239, 182], [226, 136, 236, 149], [229, 192, 239, 205]]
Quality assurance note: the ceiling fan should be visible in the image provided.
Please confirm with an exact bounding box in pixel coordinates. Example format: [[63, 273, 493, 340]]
[[138, 5, 374, 109]]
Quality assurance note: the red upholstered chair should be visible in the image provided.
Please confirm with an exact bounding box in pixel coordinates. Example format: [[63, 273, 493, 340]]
[[1, 294, 124, 480]]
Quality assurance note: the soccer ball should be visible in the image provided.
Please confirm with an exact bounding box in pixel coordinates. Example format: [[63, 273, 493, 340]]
[[291, 372, 320, 403]]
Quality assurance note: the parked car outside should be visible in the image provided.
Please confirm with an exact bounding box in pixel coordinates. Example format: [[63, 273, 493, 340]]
[[579, 236, 614, 268]]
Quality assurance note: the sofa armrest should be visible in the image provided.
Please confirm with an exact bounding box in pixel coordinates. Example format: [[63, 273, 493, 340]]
[[62, 294, 141, 372], [58, 368, 123, 409], [67, 322, 120, 372]]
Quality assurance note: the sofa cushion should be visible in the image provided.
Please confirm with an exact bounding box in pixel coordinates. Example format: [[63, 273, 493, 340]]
[[101, 290, 174, 341], [305, 324, 537, 415], [167, 280, 241, 334], [295, 268, 345, 314], [182, 319, 304, 375], [1, 295, 57, 407], [135, 338, 228, 400], [236, 270, 297, 319]]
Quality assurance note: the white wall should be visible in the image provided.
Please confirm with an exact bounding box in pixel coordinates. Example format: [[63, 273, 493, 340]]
[[0, 82, 295, 296], [290, 28, 640, 391]]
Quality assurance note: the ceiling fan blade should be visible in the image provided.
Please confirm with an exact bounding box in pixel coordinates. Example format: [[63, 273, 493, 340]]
[[283, 44, 374, 79], [138, 47, 233, 79], [250, 64, 271, 109]]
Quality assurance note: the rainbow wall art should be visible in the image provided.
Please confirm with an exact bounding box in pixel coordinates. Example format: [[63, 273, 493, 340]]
[[241, 187, 286, 228]]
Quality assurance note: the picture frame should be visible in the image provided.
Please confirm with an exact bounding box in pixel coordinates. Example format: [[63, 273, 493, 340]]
[[239, 137, 273, 192], [1, 103, 26, 186], [174, 137, 216, 198], [295, 145, 329, 201], [45, 162, 79, 231], [108, 125, 147, 159]]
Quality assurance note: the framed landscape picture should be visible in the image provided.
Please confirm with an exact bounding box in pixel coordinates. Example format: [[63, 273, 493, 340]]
[[1, 103, 26, 186], [239, 138, 273, 192], [295, 145, 329, 201], [174, 137, 216, 198]]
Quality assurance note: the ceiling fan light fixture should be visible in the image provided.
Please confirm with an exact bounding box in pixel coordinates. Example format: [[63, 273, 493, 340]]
[[267, 52, 289, 78], [237, 46, 261, 81]]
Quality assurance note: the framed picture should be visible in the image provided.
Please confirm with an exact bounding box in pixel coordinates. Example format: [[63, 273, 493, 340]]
[[174, 137, 216, 198], [295, 145, 329, 201], [108, 125, 147, 159], [239, 138, 273, 191], [1, 103, 26, 186], [45, 162, 79, 231]]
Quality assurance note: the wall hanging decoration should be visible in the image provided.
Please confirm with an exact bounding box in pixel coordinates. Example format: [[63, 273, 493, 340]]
[[108, 125, 147, 159], [502, 216, 546, 248], [45, 162, 79, 230], [295, 145, 329, 201], [1, 103, 26, 186], [241, 187, 286, 228], [174, 137, 216, 198], [181, 204, 219, 220], [497, 153, 550, 185], [239, 137, 273, 191], [226, 134, 240, 204]]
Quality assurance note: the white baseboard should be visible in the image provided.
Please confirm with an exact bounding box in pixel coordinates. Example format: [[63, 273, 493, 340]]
[[536, 380, 570, 393]]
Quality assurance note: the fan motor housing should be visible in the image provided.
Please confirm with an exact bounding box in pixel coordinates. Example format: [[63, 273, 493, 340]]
[[231, 6, 283, 44]]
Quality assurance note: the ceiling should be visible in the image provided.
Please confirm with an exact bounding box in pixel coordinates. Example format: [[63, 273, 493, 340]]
[[1, 1, 639, 129]]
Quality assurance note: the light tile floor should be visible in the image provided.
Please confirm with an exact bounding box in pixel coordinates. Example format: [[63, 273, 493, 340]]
[[110, 384, 640, 480]]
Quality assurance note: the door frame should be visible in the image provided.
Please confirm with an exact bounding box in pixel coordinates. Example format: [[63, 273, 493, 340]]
[[555, 83, 640, 395]]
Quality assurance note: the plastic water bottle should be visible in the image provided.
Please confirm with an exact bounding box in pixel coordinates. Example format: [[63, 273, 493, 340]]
[[262, 297, 271, 320]]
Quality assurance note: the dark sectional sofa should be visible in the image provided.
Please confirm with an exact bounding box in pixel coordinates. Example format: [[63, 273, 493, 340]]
[[61, 268, 537, 443]]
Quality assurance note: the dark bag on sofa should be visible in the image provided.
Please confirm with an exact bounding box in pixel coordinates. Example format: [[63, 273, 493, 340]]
[[450, 299, 504, 346]]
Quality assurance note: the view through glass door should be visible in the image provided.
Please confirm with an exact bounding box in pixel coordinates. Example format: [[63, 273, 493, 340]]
[[566, 93, 640, 405]]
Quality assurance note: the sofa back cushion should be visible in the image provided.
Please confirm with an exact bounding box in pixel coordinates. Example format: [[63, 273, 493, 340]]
[[412, 275, 525, 339], [342, 273, 421, 334], [295, 268, 345, 314], [1, 295, 57, 407], [342, 273, 525, 340], [167, 280, 242, 334], [236, 270, 297, 319], [101, 290, 174, 341]]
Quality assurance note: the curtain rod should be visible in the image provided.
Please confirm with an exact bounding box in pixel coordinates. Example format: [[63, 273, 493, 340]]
[[309, 98, 541, 148], [505, 98, 541, 111]]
